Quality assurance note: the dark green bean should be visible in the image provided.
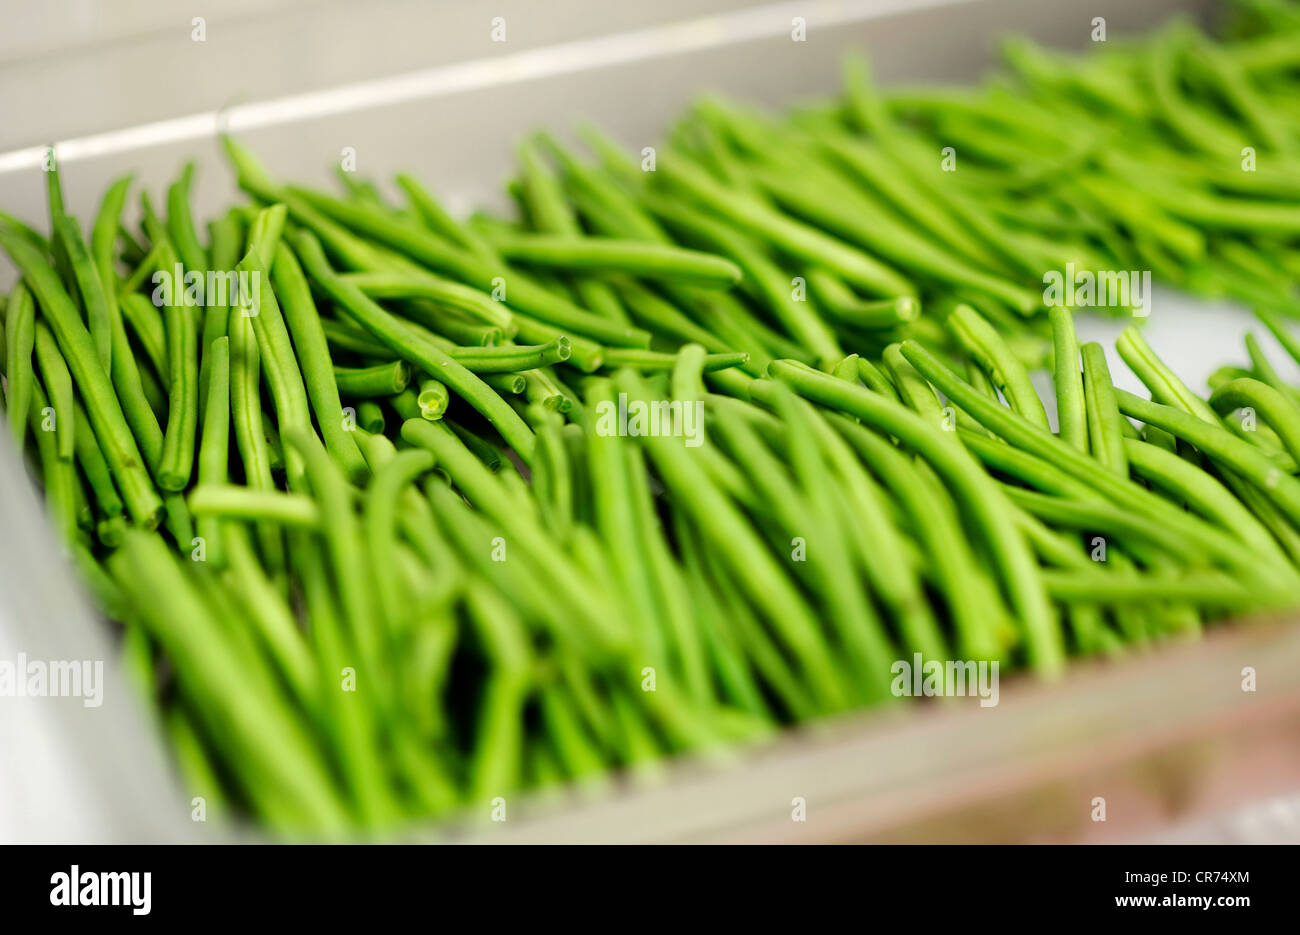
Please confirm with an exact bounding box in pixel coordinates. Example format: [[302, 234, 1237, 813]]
[[32, 320, 75, 460], [4, 281, 36, 452], [334, 361, 411, 398]]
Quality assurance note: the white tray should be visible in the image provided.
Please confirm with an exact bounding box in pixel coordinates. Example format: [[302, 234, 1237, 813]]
[[9, 0, 1294, 844]]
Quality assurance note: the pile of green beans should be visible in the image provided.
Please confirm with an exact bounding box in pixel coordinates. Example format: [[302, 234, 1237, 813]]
[[3, 0, 1300, 833]]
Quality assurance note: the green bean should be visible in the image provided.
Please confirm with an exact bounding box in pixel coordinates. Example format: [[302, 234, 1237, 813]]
[[189, 485, 320, 528], [272, 243, 369, 483], [809, 271, 921, 329], [166, 707, 227, 821], [166, 162, 209, 273], [150, 233, 199, 491], [1005, 486, 1229, 572], [779, 392, 1003, 660], [476, 372, 522, 397], [90, 174, 130, 293], [1115, 325, 1218, 422], [27, 380, 81, 545], [70, 398, 124, 543], [119, 292, 169, 382], [334, 361, 411, 398], [882, 343, 950, 432], [533, 134, 652, 234], [677, 549, 769, 715], [4, 282, 36, 452], [520, 370, 570, 413], [602, 347, 747, 372], [731, 386, 897, 701], [0, 211, 50, 253], [45, 152, 69, 275], [467, 667, 530, 804], [204, 209, 244, 340], [1041, 568, 1288, 610], [821, 130, 1006, 269], [1049, 306, 1087, 451], [192, 336, 231, 564], [321, 317, 393, 358], [0, 226, 163, 528], [1081, 342, 1128, 475], [948, 304, 1051, 430], [448, 419, 505, 473], [404, 304, 508, 347], [963, 424, 1289, 589], [1243, 332, 1300, 407], [115, 220, 146, 266], [236, 230, 313, 490], [441, 337, 571, 373], [295, 230, 536, 462], [32, 321, 75, 460], [539, 684, 609, 783], [246, 201, 285, 274], [226, 301, 283, 573], [56, 214, 118, 376], [488, 230, 742, 289], [1256, 308, 1300, 371], [856, 356, 899, 400], [510, 314, 604, 372], [421, 476, 600, 656], [416, 379, 450, 419], [791, 390, 953, 661], [357, 400, 387, 433], [339, 270, 513, 331]]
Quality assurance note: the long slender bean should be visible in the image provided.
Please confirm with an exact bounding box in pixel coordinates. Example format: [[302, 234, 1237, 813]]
[[32, 321, 75, 460], [4, 281, 36, 451], [272, 242, 369, 483]]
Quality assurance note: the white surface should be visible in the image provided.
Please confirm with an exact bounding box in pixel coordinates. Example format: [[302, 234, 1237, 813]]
[[1076, 286, 1300, 406]]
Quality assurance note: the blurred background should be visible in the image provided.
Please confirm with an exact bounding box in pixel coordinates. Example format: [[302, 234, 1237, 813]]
[[3, 0, 1300, 843]]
